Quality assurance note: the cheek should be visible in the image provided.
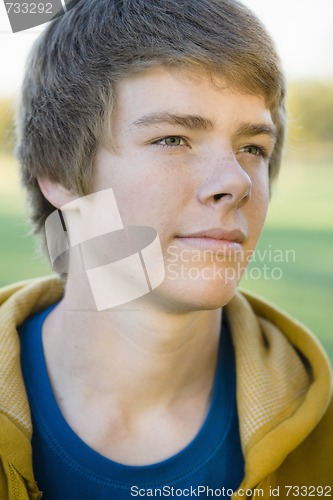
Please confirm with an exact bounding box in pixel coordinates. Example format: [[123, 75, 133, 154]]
[[92, 147, 195, 224], [107, 170, 189, 228]]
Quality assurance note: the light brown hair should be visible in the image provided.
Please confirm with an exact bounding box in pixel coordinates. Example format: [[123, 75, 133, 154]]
[[16, 0, 286, 240]]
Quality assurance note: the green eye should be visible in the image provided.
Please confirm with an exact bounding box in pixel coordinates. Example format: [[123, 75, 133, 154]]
[[241, 145, 267, 157], [245, 146, 259, 155], [165, 136, 182, 146], [155, 136, 187, 147]]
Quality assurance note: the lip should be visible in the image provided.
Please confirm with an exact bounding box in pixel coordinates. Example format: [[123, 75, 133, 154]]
[[176, 228, 246, 250]]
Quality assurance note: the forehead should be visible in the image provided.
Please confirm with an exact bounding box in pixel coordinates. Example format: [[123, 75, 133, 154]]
[[112, 65, 274, 132]]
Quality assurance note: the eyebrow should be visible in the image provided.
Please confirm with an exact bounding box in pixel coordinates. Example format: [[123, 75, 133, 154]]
[[132, 113, 215, 131], [234, 122, 277, 141], [132, 112, 277, 141]]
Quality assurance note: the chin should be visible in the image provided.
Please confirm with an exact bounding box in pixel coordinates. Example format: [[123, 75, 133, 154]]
[[148, 274, 240, 313]]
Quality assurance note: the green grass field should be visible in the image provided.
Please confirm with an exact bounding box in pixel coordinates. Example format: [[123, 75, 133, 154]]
[[1, 154, 332, 363]]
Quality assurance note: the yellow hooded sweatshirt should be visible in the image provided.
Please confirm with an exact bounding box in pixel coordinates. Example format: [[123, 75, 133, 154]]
[[0, 276, 332, 499]]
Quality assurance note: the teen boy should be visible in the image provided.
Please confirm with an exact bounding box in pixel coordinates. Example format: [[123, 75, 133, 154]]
[[0, 0, 332, 498]]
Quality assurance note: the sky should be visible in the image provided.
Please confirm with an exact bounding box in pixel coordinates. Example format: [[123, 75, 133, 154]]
[[0, 0, 332, 97]]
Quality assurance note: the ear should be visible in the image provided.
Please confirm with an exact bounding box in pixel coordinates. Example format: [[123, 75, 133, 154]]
[[37, 177, 77, 209]]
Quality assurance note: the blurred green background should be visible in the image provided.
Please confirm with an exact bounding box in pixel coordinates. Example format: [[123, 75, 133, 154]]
[[0, 81, 333, 364]]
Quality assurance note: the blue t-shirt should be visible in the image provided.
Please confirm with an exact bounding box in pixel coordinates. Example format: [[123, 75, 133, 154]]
[[20, 305, 244, 499]]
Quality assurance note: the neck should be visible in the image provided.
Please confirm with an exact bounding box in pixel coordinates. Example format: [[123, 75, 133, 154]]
[[44, 290, 222, 411]]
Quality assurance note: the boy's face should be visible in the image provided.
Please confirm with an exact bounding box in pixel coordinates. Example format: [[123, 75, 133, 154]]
[[92, 66, 276, 311]]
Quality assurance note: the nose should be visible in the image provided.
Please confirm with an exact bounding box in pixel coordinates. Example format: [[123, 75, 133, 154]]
[[196, 152, 252, 209]]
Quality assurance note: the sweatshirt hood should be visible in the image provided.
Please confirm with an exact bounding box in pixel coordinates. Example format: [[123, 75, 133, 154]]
[[226, 290, 332, 490]]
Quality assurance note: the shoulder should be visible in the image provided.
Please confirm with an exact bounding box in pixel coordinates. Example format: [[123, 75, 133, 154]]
[[0, 276, 63, 310]]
